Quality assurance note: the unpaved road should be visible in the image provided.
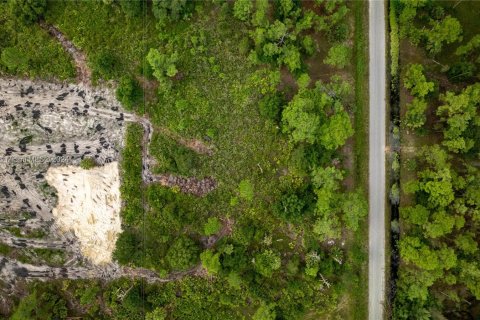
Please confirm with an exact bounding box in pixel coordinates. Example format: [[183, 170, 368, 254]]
[[368, 0, 386, 319]]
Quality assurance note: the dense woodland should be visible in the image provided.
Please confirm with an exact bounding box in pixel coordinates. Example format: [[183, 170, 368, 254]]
[[0, 0, 370, 319], [392, 0, 480, 319]]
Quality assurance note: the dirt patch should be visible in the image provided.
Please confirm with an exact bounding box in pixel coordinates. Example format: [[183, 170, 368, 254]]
[[158, 126, 214, 156], [45, 162, 122, 265]]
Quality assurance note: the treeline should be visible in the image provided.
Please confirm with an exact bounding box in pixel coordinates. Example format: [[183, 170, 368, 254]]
[[394, 1, 480, 318]]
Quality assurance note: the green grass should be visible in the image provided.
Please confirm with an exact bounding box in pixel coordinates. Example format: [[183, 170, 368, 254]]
[[0, 3, 75, 80], [347, 1, 370, 319], [353, 0, 369, 189]]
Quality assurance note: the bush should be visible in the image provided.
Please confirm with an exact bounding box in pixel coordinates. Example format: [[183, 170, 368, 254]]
[[446, 61, 476, 83], [90, 50, 118, 80], [204, 217, 221, 236], [258, 93, 284, 123], [274, 192, 306, 221], [8, 0, 46, 25], [166, 236, 200, 271], [119, 0, 145, 18], [80, 157, 96, 170], [1, 47, 29, 72], [116, 76, 143, 111], [238, 179, 254, 201], [149, 133, 198, 175], [327, 23, 348, 43], [324, 43, 351, 69], [254, 250, 281, 278]]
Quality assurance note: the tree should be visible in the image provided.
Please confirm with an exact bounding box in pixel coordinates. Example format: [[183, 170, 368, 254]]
[[200, 249, 221, 274], [166, 236, 199, 271], [423, 16, 462, 55], [258, 93, 284, 122], [313, 214, 341, 241], [280, 45, 302, 72], [456, 34, 480, 57], [447, 61, 476, 83], [282, 82, 352, 147], [342, 189, 368, 231], [203, 217, 221, 236], [147, 48, 179, 90], [119, 0, 145, 18], [403, 64, 434, 98], [458, 260, 480, 299], [400, 204, 429, 226], [274, 192, 306, 221], [233, 0, 253, 22], [404, 98, 427, 129], [318, 109, 353, 150], [1, 47, 29, 73], [324, 43, 351, 69], [8, 0, 46, 24], [152, 0, 191, 25], [11, 287, 68, 320], [253, 301, 276, 320], [254, 250, 281, 277], [116, 76, 142, 111], [436, 84, 480, 153], [146, 307, 167, 320]]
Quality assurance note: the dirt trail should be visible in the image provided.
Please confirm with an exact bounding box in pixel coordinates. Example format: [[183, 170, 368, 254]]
[[39, 21, 91, 85], [158, 127, 214, 156], [0, 231, 75, 251], [0, 256, 203, 285]]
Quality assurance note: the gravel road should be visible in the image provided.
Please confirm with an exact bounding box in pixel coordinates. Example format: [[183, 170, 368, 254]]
[[368, 0, 387, 319]]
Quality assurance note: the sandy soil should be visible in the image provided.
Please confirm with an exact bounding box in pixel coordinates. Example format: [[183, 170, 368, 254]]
[[45, 162, 122, 265]]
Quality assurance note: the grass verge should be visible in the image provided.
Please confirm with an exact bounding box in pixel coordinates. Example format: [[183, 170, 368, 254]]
[[347, 1, 370, 319]]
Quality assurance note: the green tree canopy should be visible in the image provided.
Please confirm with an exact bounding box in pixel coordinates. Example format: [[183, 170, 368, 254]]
[[404, 98, 427, 129], [254, 249, 281, 278], [403, 64, 434, 98], [166, 236, 199, 271], [323, 43, 351, 69], [436, 83, 480, 153], [282, 82, 353, 148], [8, 0, 46, 24], [423, 15, 462, 55]]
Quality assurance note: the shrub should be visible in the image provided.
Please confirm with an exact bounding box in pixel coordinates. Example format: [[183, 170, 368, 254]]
[[446, 61, 476, 83], [116, 76, 142, 111], [204, 217, 221, 236], [258, 93, 284, 123], [238, 179, 254, 201], [166, 236, 200, 271], [149, 133, 198, 175], [254, 249, 281, 278], [119, 0, 145, 18], [324, 43, 351, 69], [90, 50, 118, 80], [8, 0, 46, 25], [1, 47, 29, 72], [80, 158, 96, 170], [274, 192, 306, 221], [200, 249, 221, 274]]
